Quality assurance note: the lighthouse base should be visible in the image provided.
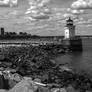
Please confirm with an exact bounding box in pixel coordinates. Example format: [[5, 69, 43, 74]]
[[62, 37, 83, 52]]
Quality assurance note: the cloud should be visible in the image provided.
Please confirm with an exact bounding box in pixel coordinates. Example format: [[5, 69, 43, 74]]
[[86, 24, 92, 27], [31, 13, 50, 20], [0, 0, 18, 7], [10, 0, 18, 7], [25, 0, 51, 20], [71, 0, 92, 9], [63, 13, 78, 20], [67, 8, 85, 15], [76, 18, 92, 26]]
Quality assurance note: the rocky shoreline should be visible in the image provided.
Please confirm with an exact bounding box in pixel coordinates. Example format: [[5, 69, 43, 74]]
[[0, 45, 92, 92]]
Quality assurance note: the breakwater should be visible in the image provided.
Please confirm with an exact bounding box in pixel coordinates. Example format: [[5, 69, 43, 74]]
[[0, 37, 83, 52]]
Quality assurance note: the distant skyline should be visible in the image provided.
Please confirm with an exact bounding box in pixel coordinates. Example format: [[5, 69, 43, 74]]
[[0, 0, 92, 36]]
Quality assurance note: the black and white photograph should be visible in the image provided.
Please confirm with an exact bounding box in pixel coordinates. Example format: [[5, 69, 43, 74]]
[[0, 0, 92, 92]]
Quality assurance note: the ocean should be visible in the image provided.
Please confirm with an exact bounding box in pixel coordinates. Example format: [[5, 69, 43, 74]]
[[55, 38, 92, 76]]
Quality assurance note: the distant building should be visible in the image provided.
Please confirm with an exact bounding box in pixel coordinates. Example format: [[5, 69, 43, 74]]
[[64, 17, 75, 39], [0, 27, 4, 36], [19, 32, 27, 36], [5, 32, 17, 36]]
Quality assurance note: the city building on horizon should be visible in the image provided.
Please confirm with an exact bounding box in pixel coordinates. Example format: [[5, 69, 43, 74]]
[[0, 27, 4, 36]]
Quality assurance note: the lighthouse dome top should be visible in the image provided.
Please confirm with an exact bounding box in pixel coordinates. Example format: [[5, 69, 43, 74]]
[[66, 17, 73, 25], [67, 17, 73, 22]]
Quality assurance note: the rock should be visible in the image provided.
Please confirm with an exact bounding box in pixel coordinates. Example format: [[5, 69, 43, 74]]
[[0, 90, 7, 92], [0, 71, 2, 75], [50, 60, 56, 65], [86, 91, 92, 92], [8, 79, 17, 89], [23, 77, 32, 81], [10, 73, 22, 82], [0, 67, 4, 71], [59, 88, 67, 92], [59, 66, 72, 72], [51, 88, 67, 92], [34, 78, 41, 83], [9, 79, 34, 92], [41, 74, 48, 83], [37, 86, 50, 92], [66, 85, 79, 92], [51, 88, 60, 92]]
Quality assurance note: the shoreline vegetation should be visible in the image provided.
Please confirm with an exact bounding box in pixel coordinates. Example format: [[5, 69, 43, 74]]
[[0, 45, 92, 92]]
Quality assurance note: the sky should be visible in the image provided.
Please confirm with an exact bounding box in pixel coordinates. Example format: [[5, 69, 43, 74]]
[[0, 0, 92, 36]]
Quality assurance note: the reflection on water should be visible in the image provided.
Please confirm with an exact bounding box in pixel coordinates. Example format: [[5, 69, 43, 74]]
[[55, 38, 92, 75]]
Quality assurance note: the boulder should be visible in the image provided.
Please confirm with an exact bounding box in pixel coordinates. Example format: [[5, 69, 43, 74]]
[[0, 90, 7, 92], [66, 85, 79, 92], [37, 86, 50, 92], [34, 78, 41, 83], [51, 88, 67, 92], [59, 88, 67, 92], [8, 79, 17, 89], [10, 73, 22, 82], [51, 88, 60, 92], [9, 77, 37, 92], [86, 91, 92, 92]]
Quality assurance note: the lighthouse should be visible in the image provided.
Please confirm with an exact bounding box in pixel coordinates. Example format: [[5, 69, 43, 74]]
[[63, 17, 82, 51], [64, 17, 75, 39]]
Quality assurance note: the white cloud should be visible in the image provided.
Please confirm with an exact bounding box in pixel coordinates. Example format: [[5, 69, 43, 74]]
[[10, 0, 18, 7], [71, 9, 84, 14], [86, 24, 92, 27], [76, 18, 92, 26], [25, 0, 51, 20], [63, 13, 78, 19], [31, 13, 50, 20], [67, 8, 85, 15], [0, 0, 18, 7], [71, 0, 92, 9]]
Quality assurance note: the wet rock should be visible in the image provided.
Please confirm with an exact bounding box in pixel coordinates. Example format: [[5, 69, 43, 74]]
[[0, 62, 12, 68]]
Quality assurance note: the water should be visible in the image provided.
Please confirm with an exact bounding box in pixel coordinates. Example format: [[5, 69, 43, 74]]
[[55, 38, 92, 75]]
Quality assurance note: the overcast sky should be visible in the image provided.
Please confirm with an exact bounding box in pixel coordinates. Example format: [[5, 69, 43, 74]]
[[0, 0, 92, 36]]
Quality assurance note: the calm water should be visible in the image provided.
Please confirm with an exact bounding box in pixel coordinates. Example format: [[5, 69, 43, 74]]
[[55, 38, 92, 75]]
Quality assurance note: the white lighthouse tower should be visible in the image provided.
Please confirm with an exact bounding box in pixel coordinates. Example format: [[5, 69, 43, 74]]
[[64, 17, 75, 39]]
